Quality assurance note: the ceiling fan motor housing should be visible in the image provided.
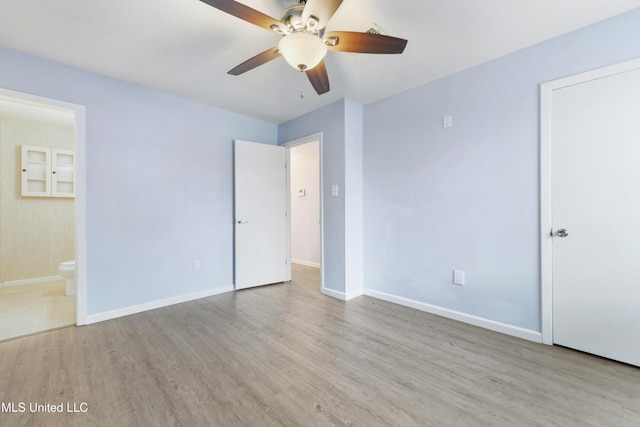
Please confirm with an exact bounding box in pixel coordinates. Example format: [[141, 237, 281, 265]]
[[280, 4, 319, 34]]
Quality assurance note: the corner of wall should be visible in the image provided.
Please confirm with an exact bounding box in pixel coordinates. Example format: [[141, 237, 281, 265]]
[[343, 100, 364, 297]]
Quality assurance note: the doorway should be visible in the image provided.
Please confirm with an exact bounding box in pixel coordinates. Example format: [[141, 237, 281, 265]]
[[540, 58, 640, 366], [0, 88, 86, 340], [284, 133, 323, 292]]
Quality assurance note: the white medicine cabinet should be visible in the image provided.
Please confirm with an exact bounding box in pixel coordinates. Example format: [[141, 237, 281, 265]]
[[21, 145, 75, 198]]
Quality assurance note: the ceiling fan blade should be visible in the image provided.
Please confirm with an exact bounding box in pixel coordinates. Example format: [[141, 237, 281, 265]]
[[302, 0, 344, 30], [324, 31, 407, 54], [228, 47, 280, 75], [306, 61, 330, 95], [199, 0, 286, 33]]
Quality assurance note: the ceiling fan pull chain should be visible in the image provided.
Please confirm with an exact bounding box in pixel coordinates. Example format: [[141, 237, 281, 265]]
[[299, 69, 305, 99]]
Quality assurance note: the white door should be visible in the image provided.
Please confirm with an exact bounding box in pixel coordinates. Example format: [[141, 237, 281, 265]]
[[550, 65, 640, 366], [234, 140, 288, 289]]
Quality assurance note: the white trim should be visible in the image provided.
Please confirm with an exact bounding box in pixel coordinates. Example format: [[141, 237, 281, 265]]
[[0, 88, 87, 326], [539, 57, 640, 346], [345, 289, 364, 301], [365, 289, 542, 343], [291, 259, 321, 268], [285, 148, 292, 282], [74, 105, 87, 325], [540, 77, 553, 345], [2, 275, 65, 287], [282, 132, 324, 291], [85, 285, 234, 324], [321, 287, 363, 301], [321, 288, 346, 300]]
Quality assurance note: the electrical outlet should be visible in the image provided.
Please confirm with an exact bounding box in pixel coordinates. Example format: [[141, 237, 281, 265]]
[[193, 259, 201, 270], [443, 115, 453, 128], [453, 269, 465, 286]]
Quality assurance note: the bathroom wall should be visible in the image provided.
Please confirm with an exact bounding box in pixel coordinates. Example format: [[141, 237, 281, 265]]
[[290, 141, 320, 267], [0, 102, 75, 283]]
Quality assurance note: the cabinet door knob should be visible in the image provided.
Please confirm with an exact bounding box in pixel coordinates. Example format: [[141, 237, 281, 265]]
[[22, 169, 26, 172]]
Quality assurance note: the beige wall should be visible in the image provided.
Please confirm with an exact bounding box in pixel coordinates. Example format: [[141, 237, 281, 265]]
[[0, 115, 75, 283]]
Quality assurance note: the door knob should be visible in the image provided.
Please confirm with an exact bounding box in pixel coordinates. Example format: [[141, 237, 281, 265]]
[[556, 229, 569, 238], [237, 220, 249, 224]]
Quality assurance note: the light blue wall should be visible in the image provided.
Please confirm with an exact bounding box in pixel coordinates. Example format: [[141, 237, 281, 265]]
[[0, 47, 277, 315], [3, 6, 638, 327], [343, 99, 364, 296], [278, 100, 348, 293], [363, 9, 640, 331]]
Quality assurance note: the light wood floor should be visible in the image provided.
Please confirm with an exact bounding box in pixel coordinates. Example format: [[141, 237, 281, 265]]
[[0, 279, 75, 342], [0, 265, 638, 426]]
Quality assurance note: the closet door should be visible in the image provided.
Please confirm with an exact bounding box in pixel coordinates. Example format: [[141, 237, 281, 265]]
[[550, 66, 640, 367]]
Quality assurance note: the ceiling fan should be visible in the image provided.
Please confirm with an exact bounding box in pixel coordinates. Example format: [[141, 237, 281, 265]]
[[200, 0, 408, 95]]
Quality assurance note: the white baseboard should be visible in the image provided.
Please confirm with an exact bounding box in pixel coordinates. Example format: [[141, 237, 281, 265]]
[[2, 275, 65, 288], [346, 289, 364, 301], [364, 289, 542, 343], [291, 259, 321, 268], [321, 287, 347, 300], [321, 287, 363, 301], [85, 285, 234, 325]]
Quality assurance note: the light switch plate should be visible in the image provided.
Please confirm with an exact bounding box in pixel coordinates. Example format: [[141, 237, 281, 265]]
[[453, 269, 465, 286], [331, 185, 339, 197]]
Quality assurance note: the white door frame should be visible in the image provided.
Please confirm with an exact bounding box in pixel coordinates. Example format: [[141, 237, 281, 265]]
[[539, 57, 640, 345], [0, 88, 87, 325], [282, 132, 324, 290]]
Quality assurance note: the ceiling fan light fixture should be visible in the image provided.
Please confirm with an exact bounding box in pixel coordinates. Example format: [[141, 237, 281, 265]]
[[278, 32, 327, 71]]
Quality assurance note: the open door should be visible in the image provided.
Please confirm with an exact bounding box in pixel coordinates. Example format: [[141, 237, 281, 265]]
[[234, 140, 288, 289]]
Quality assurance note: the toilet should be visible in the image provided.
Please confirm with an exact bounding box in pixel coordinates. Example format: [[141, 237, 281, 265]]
[[58, 260, 76, 296]]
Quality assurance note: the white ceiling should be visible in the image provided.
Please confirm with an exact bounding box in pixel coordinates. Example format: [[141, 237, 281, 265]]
[[1, 0, 639, 123]]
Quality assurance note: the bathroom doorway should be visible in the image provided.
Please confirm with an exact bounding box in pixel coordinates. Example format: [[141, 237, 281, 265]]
[[284, 133, 323, 293], [0, 89, 85, 341]]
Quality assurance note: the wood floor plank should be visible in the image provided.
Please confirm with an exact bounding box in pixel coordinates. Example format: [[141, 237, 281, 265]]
[[1, 265, 639, 426]]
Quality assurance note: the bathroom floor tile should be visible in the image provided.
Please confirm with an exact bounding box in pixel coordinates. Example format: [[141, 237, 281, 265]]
[[40, 297, 75, 329], [0, 280, 75, 342]]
